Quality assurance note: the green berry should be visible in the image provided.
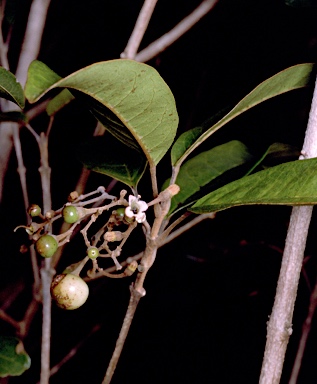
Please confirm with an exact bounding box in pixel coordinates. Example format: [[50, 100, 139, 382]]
[[51, 274, 89, 310], [35, 234, 58, 258], [62, 205, 79, 224], [115, 207, 126, 220], [87, 246, 99, 259], [28, 204, 41, 217]]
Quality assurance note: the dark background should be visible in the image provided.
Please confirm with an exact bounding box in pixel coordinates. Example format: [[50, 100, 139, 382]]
[[2, 0, 317, 383]]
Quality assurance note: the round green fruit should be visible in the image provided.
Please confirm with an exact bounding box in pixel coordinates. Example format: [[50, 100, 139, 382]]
[[35, 234, 58, 258], [115, 207, 126, 220], [87, 246, 99, 259], [62, 205, 79, 224], [51, 274, 89, 310], [28, 204, 41, 217]]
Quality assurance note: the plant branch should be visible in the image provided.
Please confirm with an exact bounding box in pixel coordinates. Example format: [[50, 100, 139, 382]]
[[288, 279, 317, 384], [13, 126, 29, 220], [0, 1, 9, 70], [0, 0, 52, 203], [0, 309, 20, 331], [102, 287, 143, 384], [37, 122, 54, 384], [37, 324, 101, 382], [259, 74, 317, 383], [121, 0, 159, 59], [14, 0, 51, 86], [162, 212, 216, 245], [135, 0, 219, 62]]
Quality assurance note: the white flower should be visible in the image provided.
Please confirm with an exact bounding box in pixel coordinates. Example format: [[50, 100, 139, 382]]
[[125, 195, 148, 223]]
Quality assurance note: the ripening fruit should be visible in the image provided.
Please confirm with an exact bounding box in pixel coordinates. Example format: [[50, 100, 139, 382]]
[[62, 205, 79, 224], [87, 246, 99, 259], [35, 234, 58, 258], [51, 274, 89, 310], [27, 204, 41, 217], [115, 207, 126, 220]]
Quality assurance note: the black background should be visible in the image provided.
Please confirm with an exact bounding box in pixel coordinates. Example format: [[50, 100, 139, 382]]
[[2, 0, 317, 383]]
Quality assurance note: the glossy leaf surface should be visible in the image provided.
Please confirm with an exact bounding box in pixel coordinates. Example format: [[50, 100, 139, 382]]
[[175, 63, 314, 168], [190, 158, 317, 213]]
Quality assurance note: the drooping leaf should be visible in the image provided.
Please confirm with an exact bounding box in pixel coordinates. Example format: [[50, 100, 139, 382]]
[[46, 89, 75, 116], [78, 134, 147, 188], [25, 59, 179, 165], [175, 63, 314, 168], [0, 336, 31, 377], [0, 67, 24, 108], [190, 158, 317, 213], [167, 140, 253, 214]]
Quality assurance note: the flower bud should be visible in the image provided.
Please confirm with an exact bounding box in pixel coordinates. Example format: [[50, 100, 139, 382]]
[[104, 231, 124, 242]]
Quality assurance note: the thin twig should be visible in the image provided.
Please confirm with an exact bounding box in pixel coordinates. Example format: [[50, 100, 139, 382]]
[[162, 212, 215, 245], [135, 0, 219, 62], [121, 0, 159, 59], [14, 0, 52, 86], [102, 287, 143, 384], [0, 1, 9, 69], [40, 263, 54, 384], [37, 324, 101, 383], [0, 0, 52, 203], [259, 73, 317, 384], [13, 126, 29, 220], [288, 280, 317, 384], [37, 121, 54, 384], [25, 100, 50, 122], [0, 309, 20, 331]]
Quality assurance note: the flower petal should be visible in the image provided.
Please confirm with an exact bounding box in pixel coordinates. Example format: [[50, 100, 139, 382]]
[[135, 212, 146, 223], [138, 200, 148, 212], [125, 206, 134, 218]]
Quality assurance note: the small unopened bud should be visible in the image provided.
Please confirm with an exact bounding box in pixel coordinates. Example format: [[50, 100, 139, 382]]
[[104, 231, 124, 242], [165, 184, 180, 197], [68, 191, 79, 202], [45, 210, 55, 219], [124, 260, 138, 276]]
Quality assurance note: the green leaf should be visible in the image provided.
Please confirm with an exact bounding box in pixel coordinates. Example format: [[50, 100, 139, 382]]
[[78, 134, 147, 188], [0, 111, 27, 123], [0, 67, 24, 108], [171, 127, 202, 166], [190, 158, 317, 213], [261, 142, 300, 167], [24, 61, 61, 102], [243, 142, 300, 177], [175, 63, 314, 168], [0, 336, 31, 377], [168, 140, 253, 213], [46, 89, 75, 116], [25, 59, 179, 165]]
